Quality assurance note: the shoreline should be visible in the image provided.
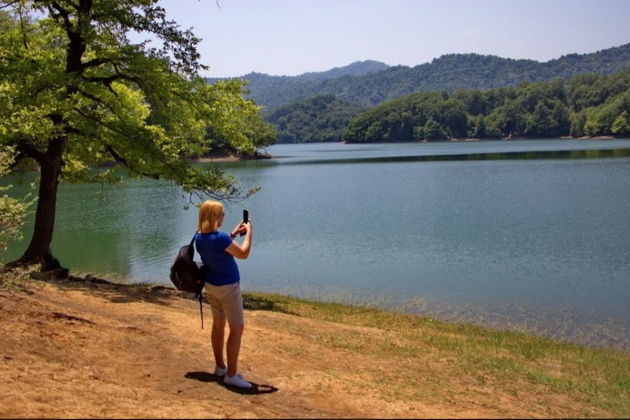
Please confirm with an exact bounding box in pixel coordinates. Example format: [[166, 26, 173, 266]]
[[194, 148, 273, 163], [6, 267, 629, 353], [8, 266, 630, 352], [342, 135, 622, 144], [1, 268, 629, 418], [47, 273, 624, 352]]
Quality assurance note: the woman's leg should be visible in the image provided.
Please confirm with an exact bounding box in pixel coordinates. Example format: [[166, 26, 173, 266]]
[[226, 324, 244, 377], [211, 316, 227, 369]]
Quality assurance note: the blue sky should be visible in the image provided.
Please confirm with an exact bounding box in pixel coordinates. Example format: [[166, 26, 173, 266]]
[[156, 0, 630, 77]]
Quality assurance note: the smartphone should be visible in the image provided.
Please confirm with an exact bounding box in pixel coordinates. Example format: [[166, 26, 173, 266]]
[[240, 209, 249, 236]]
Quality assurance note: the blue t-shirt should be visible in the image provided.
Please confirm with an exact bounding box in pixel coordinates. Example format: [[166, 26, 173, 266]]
[[195, 231, 240, 286]]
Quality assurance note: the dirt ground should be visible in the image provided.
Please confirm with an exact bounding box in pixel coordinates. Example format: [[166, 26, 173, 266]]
[[0, 274, 616, 418]]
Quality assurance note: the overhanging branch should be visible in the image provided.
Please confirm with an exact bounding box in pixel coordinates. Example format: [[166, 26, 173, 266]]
[[103, 144, 159, 180], [0, 1, 20, 10], [71, 107, 249, 201], [16, 143, 46, 164], [76, 88, 117, 112], [80, 57, 114, 71], [47, 1, 75, 37]]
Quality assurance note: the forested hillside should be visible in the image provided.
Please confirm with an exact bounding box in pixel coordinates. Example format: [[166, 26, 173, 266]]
[[210, 43, 630, 110], [206, 60, 389, 109], [264, 95, 364, 143], [342, 70, 630, 142]]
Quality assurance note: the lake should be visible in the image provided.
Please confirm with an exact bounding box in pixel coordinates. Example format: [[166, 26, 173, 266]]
[[4, 139, 630, 349]]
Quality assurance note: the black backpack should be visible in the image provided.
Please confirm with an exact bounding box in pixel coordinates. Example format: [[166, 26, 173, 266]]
[[170, 234, 205, 328]]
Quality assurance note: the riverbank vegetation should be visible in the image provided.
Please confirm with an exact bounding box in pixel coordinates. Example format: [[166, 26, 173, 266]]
[[342, 69, 630, 142], [1, 269, 628, 418], [265, 94, 364, 143]]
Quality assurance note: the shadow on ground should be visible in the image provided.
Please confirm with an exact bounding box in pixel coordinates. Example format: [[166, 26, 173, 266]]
[[185, 371, 279, 395], [5, 266, 297, 317], [25, 269, 182, 307]]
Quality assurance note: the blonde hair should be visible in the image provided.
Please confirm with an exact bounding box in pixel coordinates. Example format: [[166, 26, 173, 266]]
[[198, 200, 224, 233]]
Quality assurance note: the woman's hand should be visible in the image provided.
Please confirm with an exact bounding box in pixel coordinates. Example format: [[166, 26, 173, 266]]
[[226, 219, 252, 259], [229, 222, 242, 237], [230, 219, 251, 238], [243, 218, 252, 234]]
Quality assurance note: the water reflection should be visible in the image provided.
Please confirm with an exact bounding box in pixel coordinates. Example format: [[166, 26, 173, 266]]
[[277, 148, 630, 165]]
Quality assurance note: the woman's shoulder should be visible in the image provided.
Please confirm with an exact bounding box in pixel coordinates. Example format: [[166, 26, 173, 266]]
[[196, 231, 230, 240]]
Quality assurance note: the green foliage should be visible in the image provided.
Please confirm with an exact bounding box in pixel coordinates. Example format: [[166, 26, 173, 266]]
[[343, 69, 630, 142], [0, 2, 268, 197], [204, 79, 277, 155], [265, 94, 364, 143], [209, 44, 630, 145], [0, 146, 33, 253], [612, 111, 630, 135], [0, 1, 275, 261]]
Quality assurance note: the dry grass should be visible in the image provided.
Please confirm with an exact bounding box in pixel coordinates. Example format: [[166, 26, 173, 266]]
[[244, 292, 630, 418], [1, 270, 628, 418]]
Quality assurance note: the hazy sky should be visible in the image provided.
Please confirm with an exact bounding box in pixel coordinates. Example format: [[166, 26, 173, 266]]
[[155, 0, 630, 78]]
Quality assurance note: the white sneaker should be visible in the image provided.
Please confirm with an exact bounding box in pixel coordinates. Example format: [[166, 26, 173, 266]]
[[224, 373, 252, 389], [213, 366, 227, 376]]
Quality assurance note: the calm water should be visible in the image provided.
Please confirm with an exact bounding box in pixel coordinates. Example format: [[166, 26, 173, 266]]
[[4, 139, 630, 349]]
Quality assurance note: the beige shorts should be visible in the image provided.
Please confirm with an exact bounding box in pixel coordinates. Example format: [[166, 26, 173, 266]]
[[203, 282, 244, 326]]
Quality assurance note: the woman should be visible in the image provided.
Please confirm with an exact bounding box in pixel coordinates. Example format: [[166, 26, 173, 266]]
[[195, 200, 253, 389]]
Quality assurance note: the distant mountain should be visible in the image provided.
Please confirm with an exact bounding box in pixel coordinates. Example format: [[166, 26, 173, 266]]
[[209, 43, 630, 110], [206, 60, 389, 109], [296, 60, 390, 81]]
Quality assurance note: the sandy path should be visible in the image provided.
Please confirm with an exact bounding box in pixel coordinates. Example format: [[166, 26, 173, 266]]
[[0, 275, 589, 418]]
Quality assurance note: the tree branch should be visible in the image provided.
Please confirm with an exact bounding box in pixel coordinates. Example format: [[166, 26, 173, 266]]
[[17, 3, 29, 49], [76, 88, 117, 112], [80, 57, 114, 70], [81, 73, 140, 90], [48, 1, 75, 36], [103, 144, 159, 179], [16, 143, 46, 164], [71, 107, 165, 176], [0, 1, 20, 10]]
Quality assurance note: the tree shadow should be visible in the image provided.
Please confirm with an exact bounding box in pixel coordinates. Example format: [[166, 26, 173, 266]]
[[185, 371, 278, 395], [27, 270, 185, 308], [23, 270, 298, 316]]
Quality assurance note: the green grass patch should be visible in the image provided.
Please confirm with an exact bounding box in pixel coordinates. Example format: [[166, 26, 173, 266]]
[[242, 291, 630, 417]]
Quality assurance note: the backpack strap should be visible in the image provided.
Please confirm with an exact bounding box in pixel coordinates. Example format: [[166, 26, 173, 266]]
[[192, 232, 204, 329], [188, 233, 197, 259], [197, 292, 204, 329]]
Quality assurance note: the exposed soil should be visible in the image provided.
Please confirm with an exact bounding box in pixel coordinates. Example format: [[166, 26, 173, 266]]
[[0, 273, 618, 418]]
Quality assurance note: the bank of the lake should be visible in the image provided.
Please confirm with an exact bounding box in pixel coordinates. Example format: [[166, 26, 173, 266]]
[[1, 268, 629, 418], [4, 139, 630, 352], [343, 135, 622, 144], [194, 147, 273, 163]]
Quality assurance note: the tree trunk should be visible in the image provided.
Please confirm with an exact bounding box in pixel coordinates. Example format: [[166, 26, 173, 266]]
[[18, 139, 65, 264], [12, 2, 88, 269]]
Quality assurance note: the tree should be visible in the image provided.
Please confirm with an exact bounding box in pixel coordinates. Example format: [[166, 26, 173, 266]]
[[466, 114, 486, 138], [612, 111, 630, 135], [0, 146, 32, 253], [421, 118, 447, 140], [0, 1, 266, 265]]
